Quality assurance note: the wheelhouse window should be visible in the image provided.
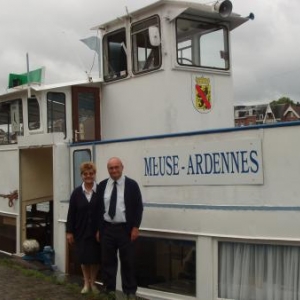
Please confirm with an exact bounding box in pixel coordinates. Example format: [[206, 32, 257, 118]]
[[0, 99, 23, 144], [131, 16, 161, 73], [219, 242, 300, 300], [47, 92, 66, 137], [176, 17, 229, 70], [135, 236, 196, 297], [28, 97, 40, 130], [103, 28, 127, 81]]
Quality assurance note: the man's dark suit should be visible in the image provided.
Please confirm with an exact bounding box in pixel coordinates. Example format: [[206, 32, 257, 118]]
[[98, 176, 143, 295], [98, 176, 143, 233]]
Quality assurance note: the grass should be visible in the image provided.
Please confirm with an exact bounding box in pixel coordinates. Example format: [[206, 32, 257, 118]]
[[0, 257, 148, 300], [0, 257, 104, 300]]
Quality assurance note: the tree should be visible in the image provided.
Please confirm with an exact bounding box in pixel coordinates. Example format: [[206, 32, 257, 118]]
[[270, 97, 295, 106]]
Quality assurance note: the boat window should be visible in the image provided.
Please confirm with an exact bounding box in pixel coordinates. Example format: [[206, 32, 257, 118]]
[[135, 236, 196, 297], [219, 241, 300, 299], [47, 92, 66, 137], [0, 99, 23, 144], [131, 15, 161, 74], [176, 17, 229, 70], [28, 97, 40, 130], [73, 149, 92, 188], [103, 28, 127, 81]]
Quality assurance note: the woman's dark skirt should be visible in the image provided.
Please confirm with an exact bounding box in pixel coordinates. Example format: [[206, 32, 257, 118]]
[[75, 237, 101, 264]]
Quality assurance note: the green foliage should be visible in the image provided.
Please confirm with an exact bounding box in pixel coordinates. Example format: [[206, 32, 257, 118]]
[[270, 96, 295, 106]]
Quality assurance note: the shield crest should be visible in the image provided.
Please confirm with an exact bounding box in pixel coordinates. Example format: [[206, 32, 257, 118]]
[[192, 75, 212, 113]]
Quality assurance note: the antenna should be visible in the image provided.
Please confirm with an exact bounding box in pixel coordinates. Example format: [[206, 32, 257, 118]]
[[125, 6, 132, 18], [26, 53, 31, 98]]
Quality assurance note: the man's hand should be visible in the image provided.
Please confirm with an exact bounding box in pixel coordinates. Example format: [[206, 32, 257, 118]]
[[66, 233, 74, 245], [96, 230, 101, 242], [131, 227, 139, 241]]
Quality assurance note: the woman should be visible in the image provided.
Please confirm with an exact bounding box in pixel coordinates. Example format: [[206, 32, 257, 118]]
[[66, 162, 101, 294]]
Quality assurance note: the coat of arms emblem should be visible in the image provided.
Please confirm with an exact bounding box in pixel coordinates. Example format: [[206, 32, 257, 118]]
[[192, 75, 212, 113]]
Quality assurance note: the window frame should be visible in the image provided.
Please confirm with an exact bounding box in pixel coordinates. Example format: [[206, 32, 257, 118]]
[[103, 28, 128, 82], [47, 92, 66, 138], [0, 99, 23, 144], [28, 96, 41, 131], [131, 15, 162, 75], [135, 231, 196, 297], [176, 16, 230, 71]]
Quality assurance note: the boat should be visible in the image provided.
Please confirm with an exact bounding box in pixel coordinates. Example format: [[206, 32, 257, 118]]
[[2, 1, 299, 299]]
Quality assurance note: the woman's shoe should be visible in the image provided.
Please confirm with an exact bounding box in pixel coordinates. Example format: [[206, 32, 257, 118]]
[[107, 291, 116, 300], [81, 286, 89, 294]]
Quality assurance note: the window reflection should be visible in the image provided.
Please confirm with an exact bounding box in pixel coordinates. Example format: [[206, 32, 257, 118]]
[[103, 29, 128, 81], [78, 92, 95, 141], [47, 92, 66, 137], [176, 17, 229, 69], [0, 99, 23, 144], [131, 16, 161, 73], [28, 97, 40, 130], [73, 149, 91, 187], [135, 236, 196, 296]]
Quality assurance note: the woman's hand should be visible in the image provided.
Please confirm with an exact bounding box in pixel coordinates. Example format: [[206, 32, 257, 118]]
[[66, 233, 74, 245]]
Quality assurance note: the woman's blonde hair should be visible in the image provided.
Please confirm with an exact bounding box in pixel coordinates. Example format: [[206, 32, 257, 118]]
[[80, 161, 96, 174]]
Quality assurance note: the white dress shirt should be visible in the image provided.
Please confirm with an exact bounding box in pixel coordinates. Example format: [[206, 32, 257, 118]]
[[104, 175, 126, 223], [82, 181, 97, 202]]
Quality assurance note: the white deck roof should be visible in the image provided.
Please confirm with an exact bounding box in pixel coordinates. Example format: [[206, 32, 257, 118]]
[[91, 0, 250, 32], [0, 78, 102, 99]]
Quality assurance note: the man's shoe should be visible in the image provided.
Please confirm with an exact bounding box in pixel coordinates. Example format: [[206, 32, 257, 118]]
[[107, 291, 116, 300], [91, 285, 99, 294]]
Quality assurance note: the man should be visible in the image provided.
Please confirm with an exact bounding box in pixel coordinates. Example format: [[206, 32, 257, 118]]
[[97, 157, 143, 300]]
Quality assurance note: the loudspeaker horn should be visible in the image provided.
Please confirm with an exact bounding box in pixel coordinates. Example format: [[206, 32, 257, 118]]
[[214, 0, 233, 18]]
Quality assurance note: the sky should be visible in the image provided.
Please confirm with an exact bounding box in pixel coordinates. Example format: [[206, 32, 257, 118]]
[[0, 0, 299, 104]]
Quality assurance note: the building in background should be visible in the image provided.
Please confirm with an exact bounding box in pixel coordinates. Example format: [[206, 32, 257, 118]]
[[234, 102, 300, 126]]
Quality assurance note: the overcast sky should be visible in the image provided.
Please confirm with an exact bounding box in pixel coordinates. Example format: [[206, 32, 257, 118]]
[[0, 0, 299, 104]]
